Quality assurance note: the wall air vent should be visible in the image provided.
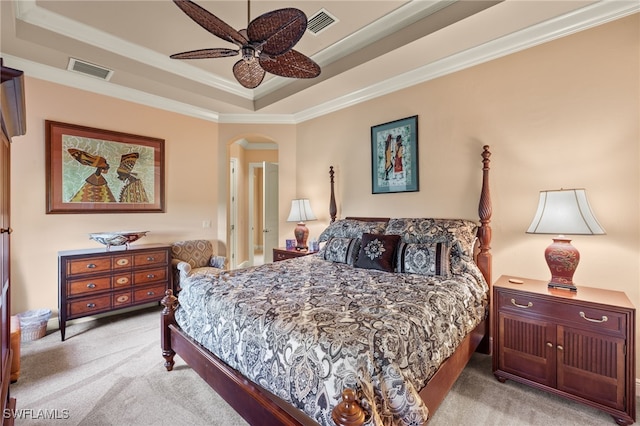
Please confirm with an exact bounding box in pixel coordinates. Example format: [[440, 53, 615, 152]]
[[307, 9, 338, 35], [67, 58, 113, 81]]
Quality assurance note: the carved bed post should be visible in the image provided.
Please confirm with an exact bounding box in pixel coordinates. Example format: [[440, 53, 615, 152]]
[[161, 289, 179, 371], [329, 166, 337, 223], [477, 145, 492, 287], [332, 389, 366, 426]]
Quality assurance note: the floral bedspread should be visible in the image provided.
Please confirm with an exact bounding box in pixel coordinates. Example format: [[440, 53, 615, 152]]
[[175, 254, 488, 425]]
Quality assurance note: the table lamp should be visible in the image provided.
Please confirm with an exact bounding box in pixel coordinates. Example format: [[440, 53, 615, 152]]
[[526, 188, 605, 291], [287, 199, 317, 250]]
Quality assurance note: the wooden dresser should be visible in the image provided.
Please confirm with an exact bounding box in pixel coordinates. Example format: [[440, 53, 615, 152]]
[[493, 275, 636, 425], [58, 244, 171, 341]]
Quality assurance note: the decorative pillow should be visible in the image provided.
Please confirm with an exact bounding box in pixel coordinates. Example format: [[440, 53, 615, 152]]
[[209, 255, 226, 269], [384, 218, 478, 257], [354, 233, 400, 272], [396, 242, 451, 277], [323, 237, 361, 266], [318, 219, 387, 243]]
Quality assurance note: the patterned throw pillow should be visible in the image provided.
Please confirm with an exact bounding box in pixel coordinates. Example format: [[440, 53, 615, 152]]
[[318, 219, 388, 243], [323, 237, 361, 266], [384, 218, 478, 257], [354, 233, 400, 272], [396, 242, 451, 277]]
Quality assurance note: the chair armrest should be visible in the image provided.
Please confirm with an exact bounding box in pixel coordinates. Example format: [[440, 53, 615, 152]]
[[171, 259, 192, 276]]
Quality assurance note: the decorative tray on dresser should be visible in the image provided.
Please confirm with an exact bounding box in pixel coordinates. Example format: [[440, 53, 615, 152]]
[[492, 275, 636, 425], [58, 244, 172, 341]]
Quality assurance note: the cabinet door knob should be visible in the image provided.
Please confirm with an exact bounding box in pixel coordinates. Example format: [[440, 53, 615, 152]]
[[87, 263, 96, 269], [546, 342, 553, 347], [147, 256, 155, 261], [557, 345, 564, 351], [579, 311, 608, 323], [510, 298, 533, 309], [147, 291, 155, 296], [147, 274, 155, 278], [87, 303, 96, 308], [87, 283, 96, 289]]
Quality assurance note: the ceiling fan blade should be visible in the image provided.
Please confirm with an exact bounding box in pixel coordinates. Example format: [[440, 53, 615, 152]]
[[173, 0, 248, 47], [232, 58, 266, 89], [247, 8, 307, 57], [170, 48, 239, 60], [259, 50, 320, 79]]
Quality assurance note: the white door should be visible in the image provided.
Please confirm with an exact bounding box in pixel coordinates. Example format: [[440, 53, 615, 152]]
[[263, 162, 278, 263], [229, 158, 238, 269]]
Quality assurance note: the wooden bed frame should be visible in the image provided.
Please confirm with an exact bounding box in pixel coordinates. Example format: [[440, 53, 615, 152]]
[[161, 145, 493, 425]]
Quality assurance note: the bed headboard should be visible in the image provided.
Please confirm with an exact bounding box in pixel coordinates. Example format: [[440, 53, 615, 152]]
[[328, 145, 493, 285]]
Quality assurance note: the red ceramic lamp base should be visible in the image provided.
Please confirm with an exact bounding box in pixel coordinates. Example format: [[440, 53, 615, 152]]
[[545, 236, 579, 291], [293, 222, 309, 251]]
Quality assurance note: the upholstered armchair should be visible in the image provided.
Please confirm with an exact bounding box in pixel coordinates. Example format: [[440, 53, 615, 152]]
[[170, 240, 226, 291]]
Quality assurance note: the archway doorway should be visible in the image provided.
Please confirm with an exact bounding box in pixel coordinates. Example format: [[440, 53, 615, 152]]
[[228, 137, 278, 269]]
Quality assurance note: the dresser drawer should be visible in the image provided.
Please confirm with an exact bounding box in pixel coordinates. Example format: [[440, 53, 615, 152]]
[[496, 291, 626, 335], [113, 273, 132, 287], [133, 267, 167, 285], [68, 295, 111, 316], [113, 291, 133, 307], [67, 256, 111, 276], [112, 255, 133, 270], [133, 284, 165, 303], [68, 277, 111, 296], [134, 250, 168, 267]]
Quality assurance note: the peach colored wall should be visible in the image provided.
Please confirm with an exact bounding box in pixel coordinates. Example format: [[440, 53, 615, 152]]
[[8, 14, 639, 378], [297, 15, 639, 375], [11, 78, 222, 315]]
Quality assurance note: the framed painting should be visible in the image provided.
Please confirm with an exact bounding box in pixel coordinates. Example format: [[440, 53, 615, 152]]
[[371, 115, 419, 194], [45, 120, 165, 213]]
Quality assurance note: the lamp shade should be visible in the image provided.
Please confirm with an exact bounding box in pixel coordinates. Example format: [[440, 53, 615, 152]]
[[287, 199, 317, 223], [526, 188, 604, 291], [526, 189, 605, 235]]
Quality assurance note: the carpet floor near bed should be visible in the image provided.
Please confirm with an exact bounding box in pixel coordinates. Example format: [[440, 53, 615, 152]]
[[12, 306, 637, 426]]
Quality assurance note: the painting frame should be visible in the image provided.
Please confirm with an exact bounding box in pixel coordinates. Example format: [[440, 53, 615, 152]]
[[371, 115, 419, 194], [45, 120, 165, 214]]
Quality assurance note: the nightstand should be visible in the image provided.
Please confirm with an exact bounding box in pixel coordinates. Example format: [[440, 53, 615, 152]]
[[272, 247, 318, 262], [492, 275, 636, 426]]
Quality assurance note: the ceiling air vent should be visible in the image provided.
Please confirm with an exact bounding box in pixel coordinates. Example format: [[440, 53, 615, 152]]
[[67, 58, 113, 81], [307, 9, 338, 35]]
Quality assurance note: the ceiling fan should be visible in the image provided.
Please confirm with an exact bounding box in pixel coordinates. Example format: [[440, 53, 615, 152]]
[[170, 0, 321, 89]]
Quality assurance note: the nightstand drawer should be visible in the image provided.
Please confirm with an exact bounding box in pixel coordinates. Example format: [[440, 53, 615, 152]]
[[497, 291, 627, 335]]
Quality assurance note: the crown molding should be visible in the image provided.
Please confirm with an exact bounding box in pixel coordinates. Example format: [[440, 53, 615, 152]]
[[5, 1, 638, 125]]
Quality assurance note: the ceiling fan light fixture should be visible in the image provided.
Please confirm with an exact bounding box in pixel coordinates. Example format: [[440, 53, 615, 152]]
[[170, 0, 320, 88]]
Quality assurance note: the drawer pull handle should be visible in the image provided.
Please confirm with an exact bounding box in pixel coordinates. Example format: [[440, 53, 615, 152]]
[[147, 256, 155, 261], [87, 303, 96, 308], [147, 274, 155, 278], [87, 283, 96, 289], [510, 298, 533, 309], [146, 291, 155, 296], [580, 311, 608, 323], [87, 263, 96, 269]]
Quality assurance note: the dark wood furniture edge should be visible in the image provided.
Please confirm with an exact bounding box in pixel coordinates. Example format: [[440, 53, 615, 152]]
[[161, 146, 493, 426]]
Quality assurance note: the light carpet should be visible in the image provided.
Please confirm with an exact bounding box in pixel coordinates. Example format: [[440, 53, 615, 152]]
[[12, 306, 636, 425]]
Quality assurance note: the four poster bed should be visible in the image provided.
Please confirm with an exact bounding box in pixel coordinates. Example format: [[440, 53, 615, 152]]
[[161, 146, 493, 425]]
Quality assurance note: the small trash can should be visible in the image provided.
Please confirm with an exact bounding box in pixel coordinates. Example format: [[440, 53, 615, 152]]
[[16, 309, 51, 342]]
